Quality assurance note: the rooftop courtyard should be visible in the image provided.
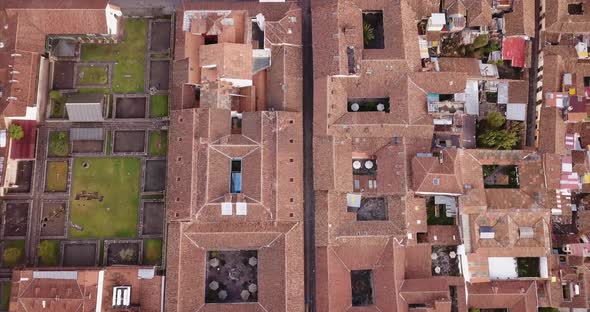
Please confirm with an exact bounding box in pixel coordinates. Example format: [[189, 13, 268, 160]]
[[205, 250, 258, 304]]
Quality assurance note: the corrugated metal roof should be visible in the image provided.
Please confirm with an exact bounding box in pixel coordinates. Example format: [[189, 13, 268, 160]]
[[70, 128, 104, 141], [33, 271, 78, 280], [66, 102, 104, 122]]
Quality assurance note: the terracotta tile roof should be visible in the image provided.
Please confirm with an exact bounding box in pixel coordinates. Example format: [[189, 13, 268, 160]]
[[164, 221, 303, 312], [470, 209, 551, 257], [437, 57, 481, 77], [468, 281, 538, 312], [0, 8, 107, 118], [10, 267, 162, 312], [412, 149, 463, 195], [508, 80, 529, 103], [409, 72, 468, 94], [503, 0, 535, 37], [538, 107, 567, 155], [544, 0, 590, 34]]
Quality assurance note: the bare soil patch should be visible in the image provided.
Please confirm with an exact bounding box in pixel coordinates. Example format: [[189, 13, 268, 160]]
[[3, 202, 29, 237]]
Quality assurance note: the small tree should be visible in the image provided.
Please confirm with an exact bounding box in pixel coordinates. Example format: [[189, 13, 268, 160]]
[[8, 124, 24, 141], [486, 111, 506, 129], [3, 247, 22, 266]]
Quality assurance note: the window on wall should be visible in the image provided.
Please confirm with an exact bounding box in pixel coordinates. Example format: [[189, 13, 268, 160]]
[[568, 3, 584, 15], [230, 159, 242, 193]]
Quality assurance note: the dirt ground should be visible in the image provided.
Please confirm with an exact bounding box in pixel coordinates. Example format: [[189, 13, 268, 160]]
[[52, 61, 75, 89], [116, 97, 147, 118], [144, 160, 166, 192], [150, 21, 171, 51], [149, 61, 170, 91], [72, 140, 104, 153], [142, 202, 164, 235], [40, 202, 67, 237], [114, 131, 145, 153], [3, 202, 29, 237], [6, 161, 33, 194], [62, 243, 96, 267], [107, 242, 140, 265]]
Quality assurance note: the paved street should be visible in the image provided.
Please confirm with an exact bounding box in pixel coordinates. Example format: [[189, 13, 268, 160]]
[[301, 0, 316, 310]]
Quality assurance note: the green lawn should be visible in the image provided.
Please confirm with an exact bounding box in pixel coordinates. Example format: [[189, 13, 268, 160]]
[[2, 240, 25, 268], [45, 161, 68, 192], [150, 95, 168, 118], [78, 66, 108, 85], [148, 130, 168, 157], [0, 282, 11, 311], [38, 240, 60, 266], [78, 87, 110, 94], [81, 18, 147, 93], [49, 90, 67, 118], [143, 239, 162, 265], [69, 158, 141, 238], [48, 131, 69, 157]]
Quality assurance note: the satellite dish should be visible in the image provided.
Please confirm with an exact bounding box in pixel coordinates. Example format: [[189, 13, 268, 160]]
[[353, 160, 362, 169], [377, 103, 385, 111], [364, 160, 374, 169], [434, 266, 441, 274], [351, 103, 360, 111]]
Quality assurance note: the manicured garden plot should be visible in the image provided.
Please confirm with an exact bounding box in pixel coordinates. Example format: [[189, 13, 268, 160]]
[[77, 65, 108, 86], [52, 61, 75, 89], [81, 18, 147, 93], [45, 161, 68, 192], [72, 140, 104, 154], [49, 91, 67, 119], [38, 240, 60, 266], [78, 87, 110, 94], [143, 239, 162, 265], [142, 202, 164, 235], [63, 243, 96, 267], [115, 97, 146, 118], [107, 242, 140, 265], [40, 202, 67, 237], [148, 130, 167, 156], [6, 161, 33, 194], [69, 158, 140, 238], [150, 21, 171, 51], [114, 131, 145, 153], [4, 202, 29, 237], [48, 131, 69, 157], [144, 160, 166, 192], [149, 95, 168, 118], [149, 60, 169, 91], [2, 240, 25, 268]]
